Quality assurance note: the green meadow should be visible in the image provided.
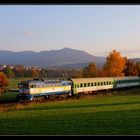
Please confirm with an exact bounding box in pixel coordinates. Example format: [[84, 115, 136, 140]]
[[0, 89, 140, 135], [8, 78, 31, 90], [0, 78, 30, 101], [0, 78, 140, 135]]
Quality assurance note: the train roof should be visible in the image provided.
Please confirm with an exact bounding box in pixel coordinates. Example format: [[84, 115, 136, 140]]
[[70, 76, 140, 83], [19, 80, 44, 84], [19, 79, 72, 85], [112, 76, 140, 80], [70, 77, 114, 83]]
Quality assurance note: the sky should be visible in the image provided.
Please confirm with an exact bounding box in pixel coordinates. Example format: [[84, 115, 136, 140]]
[[0, 5, 140, 58]]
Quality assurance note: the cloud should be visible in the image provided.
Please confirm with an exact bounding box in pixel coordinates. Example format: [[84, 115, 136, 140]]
[[25, 31, 35, 36], [121, 49, 140, 54], [93, 49, 140, 56]]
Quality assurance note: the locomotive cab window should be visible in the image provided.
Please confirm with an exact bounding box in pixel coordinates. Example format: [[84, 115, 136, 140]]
[[30, 85, 36, 88], [18, 84, 23, 89]]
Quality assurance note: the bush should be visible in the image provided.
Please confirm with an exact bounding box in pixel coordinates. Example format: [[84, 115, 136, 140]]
[[0, 72, 8, 96]]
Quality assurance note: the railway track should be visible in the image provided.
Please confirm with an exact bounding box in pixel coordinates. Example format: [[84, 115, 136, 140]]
[[1, 87, 140, 111]]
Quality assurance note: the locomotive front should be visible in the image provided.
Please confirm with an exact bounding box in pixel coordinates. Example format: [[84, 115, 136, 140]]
[[17, 80, 32, 101]]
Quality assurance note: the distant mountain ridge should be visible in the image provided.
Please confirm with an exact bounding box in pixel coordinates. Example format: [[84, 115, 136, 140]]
[[0, 48, 139, 68], [0, 48, 106, 68]]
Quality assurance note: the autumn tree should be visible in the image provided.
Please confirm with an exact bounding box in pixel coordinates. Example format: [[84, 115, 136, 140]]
[[83, 63, 98, 78], [0, 72, 8, 95], [136, 62, 140, 76], [13, 65, 25, 77], [97, 68, 107, 77], [3, 67, 15, 78], [124, 59, 138, 76], [29, 67, 40, 78], [103, 50, 126, 77], [70, 69, 83, 78]]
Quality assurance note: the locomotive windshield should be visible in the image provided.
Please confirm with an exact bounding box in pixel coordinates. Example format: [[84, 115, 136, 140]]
[[18, 83, 29, 89]]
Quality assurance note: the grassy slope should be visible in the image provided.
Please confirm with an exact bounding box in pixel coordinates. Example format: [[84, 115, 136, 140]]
[[0, 78, 30, 101], [8, 78, 31, 90], [0, 92, 140, 135]]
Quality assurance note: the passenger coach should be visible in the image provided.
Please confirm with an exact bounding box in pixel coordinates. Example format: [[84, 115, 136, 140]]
[[71, 77, 114, 95]]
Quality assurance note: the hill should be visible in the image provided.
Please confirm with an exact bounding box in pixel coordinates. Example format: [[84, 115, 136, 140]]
[[0, 48, 106, 68]]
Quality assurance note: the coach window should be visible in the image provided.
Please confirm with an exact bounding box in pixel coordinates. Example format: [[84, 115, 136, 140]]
[[91, 83, 93, 86], [94, 83, 97, 86], [84, 83, 86, 87], [88, 83, 90, 86], [80, 83, 83, 87]]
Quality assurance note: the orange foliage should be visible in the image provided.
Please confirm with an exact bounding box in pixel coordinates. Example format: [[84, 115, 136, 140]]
[[124, 59, 138, 76], [103, 50, 126, 77], [136, 62, 140, 76], [0, 72, 8, 95], [83, 63, 98, 77]]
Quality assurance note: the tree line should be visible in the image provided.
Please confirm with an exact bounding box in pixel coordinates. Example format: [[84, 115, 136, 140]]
[[83, 50, 140, 78]]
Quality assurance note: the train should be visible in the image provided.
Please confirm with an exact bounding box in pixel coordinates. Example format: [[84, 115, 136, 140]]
[[17, 76, 140, 102]]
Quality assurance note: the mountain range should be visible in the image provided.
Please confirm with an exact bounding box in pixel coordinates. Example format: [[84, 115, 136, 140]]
[[0, 47, 139, 68]]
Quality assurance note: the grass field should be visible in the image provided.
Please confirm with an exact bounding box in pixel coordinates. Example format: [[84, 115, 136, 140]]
[[0, 88, 140, 135], [0, 78, 29, 101], [8, 78, 31, 90]]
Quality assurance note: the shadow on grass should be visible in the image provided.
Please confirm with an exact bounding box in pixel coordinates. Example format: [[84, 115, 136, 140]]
[[26, 101, 140, 111]]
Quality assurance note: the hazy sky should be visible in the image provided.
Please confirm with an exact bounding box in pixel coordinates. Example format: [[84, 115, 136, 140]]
[[0, 5, 140, 58]]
